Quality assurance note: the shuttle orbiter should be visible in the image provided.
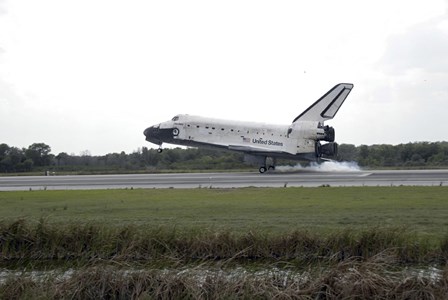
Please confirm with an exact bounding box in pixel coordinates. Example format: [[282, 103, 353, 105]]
[[144, 83, 353, 173]]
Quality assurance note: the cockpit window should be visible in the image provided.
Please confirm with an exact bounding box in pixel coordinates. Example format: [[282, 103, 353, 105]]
[[172, 116, 179, 121]]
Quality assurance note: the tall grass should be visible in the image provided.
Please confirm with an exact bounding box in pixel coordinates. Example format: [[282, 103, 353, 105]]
[[1, 262, 447, 299], [2, 219, 448, 298], [1, 219, 447, 267]]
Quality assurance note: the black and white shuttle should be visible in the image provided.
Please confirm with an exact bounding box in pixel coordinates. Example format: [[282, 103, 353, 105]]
[[144, 83, 354, 173]]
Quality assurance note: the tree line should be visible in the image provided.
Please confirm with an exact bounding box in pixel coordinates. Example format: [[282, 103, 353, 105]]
[[1, 141, 448, 173], [337, 142, 448, 167]]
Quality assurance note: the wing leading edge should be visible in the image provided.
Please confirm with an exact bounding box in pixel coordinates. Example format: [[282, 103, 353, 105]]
[[292, 83, 354, 123]]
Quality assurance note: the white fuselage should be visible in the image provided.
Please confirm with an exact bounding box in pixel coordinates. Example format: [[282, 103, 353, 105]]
[[158, 114, 322, 157]]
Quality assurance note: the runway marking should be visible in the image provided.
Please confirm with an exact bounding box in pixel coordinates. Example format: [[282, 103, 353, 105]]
[[358, 173, 372, 177]]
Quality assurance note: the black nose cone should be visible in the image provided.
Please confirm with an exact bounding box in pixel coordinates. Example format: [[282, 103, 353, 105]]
[[144, 124, 175, 145], [144, 125, 161, 144], [143, 127, 151, 138]]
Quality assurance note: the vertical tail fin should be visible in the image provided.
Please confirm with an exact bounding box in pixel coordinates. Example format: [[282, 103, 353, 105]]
[[292, 83, 353, 123]]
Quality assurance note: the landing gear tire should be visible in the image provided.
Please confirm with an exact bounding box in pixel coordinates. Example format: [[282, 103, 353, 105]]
[[173, 128, 179, 136], [259, 166, 267, 174], [268, 166, 276, 171], [157, 148, 163, 153]]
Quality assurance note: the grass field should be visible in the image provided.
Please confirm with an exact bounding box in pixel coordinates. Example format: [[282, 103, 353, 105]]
[[1, 186, 448, 299], [1, 186, 448, 237]]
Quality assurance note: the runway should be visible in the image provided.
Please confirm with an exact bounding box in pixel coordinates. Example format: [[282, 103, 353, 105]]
[[1, 169, 447, 191]]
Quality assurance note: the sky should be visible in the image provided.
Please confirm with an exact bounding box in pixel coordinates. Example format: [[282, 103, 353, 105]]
[[1, 0, 447, 155]]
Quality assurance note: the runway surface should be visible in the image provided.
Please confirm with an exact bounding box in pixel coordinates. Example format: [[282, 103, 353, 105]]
[[1, 169, 447, 191]]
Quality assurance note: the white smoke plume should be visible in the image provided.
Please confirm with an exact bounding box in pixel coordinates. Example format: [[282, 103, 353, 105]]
[[276, 161, 361, 172]]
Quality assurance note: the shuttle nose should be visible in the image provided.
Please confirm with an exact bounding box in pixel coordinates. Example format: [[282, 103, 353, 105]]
[[143, 125, 161, 144], [144, 123, 175, 145], [143, 127, 151, 138]]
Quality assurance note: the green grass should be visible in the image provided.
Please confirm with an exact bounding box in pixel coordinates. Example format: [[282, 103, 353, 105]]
[[1, 186, 448, 238]]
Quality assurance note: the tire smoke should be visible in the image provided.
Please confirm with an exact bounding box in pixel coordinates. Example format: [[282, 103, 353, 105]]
[[276, 161, 361, 172]]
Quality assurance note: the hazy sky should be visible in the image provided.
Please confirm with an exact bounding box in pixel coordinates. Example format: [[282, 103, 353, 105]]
[[1, 0, 447, 155]]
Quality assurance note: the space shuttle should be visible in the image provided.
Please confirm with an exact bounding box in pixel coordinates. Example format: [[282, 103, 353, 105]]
[[144, 83, 353, 173]]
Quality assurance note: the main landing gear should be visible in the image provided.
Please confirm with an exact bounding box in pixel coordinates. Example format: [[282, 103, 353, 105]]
[[259, 165, 276, 174]]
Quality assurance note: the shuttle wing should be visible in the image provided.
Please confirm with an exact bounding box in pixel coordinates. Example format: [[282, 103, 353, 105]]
[[292, 83, 353, 123], [228, 145, 291, 155], [229, 145, 273, 152]]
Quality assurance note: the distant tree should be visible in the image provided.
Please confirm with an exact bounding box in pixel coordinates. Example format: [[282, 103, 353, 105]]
[[337, 144, 358, 161], [25, 143, 52, 166], [358, 145, 370, 166], [0, 144, 11, 172], [80, 150, 93, 166], [17, 158, 34, 172], [119, 151, 128, 168], [427, 142, 448, 166], [0, 147, 26, 172], [0, 156, 12, 172], [0, 143, 10, 158], [399, 143, 414, 163], [410, 153, 424, 166], [56, 152, 70, 166], [80, 150, 91, 157], [163, 148, 181, 164], [379, 144, 398, 167], [9, 147, 26, 167]]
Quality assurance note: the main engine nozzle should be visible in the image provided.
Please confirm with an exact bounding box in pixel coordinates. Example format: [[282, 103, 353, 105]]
[[320, 142, 338, 157], [323, 125, 335, 142]]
